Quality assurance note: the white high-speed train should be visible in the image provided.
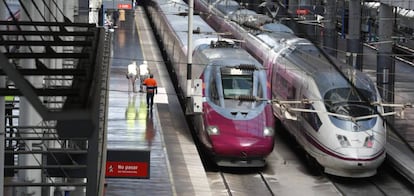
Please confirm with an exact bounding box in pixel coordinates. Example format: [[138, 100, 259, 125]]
[[194, 0, 395, 177]]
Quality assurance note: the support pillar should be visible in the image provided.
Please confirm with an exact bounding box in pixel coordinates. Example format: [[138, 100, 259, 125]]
[[75, 0, 89, 23], [323, 0, 337, 56], [0, 73, 5, 196], [346, 0, 363, 70], [300, 0, 316, 40], [1, 2, 12, 196], [0, 1, 7, 53], [17, 1, 46, 196], [288, 0, 298, 15], [64, 2, 87, 195], [0, 10, 7, 196], [287, 0, 298, 33], [89, 0, 102, 25], [376, 3, 395, 104]]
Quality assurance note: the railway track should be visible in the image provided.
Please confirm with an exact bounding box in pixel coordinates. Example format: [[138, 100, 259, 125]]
[[204, 128, 414, 196], [329, 164, 414, 196], [365, 43, 414, 66], [207, 169, 275, 196], [205, 153, 414, 196], [202, 127, 339, 196], [393, 44, 414, 65]]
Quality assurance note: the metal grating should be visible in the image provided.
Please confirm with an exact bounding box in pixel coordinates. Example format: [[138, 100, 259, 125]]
[[1, 0, 110, 195]]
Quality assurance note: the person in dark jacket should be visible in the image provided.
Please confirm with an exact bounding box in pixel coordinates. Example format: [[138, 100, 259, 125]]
[[112, 9, 119, 27]]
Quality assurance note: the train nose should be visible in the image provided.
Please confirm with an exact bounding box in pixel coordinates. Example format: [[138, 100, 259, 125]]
[[342, 147, 382, 162]]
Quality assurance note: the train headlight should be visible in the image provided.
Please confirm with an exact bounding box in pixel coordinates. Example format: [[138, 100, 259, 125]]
[[207, 126, 220, 135], [337, 135, 351, 147], [364, 135, 374, 148], [263, 127, 274, 137]]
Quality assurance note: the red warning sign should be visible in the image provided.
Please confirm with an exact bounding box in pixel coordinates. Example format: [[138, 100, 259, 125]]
[[105, 149, 150, 179], [296, 9, 310, 15], [117, 3, 132, 9], [106, 161, 149, 178]]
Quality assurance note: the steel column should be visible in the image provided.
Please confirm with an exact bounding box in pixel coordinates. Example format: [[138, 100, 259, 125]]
[[323, 0, 337, 56], [377, 3, 395, 104], [346, 0, 363, 70]]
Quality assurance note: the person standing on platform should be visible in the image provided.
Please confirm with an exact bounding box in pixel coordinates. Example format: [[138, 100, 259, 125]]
[[143, 74, 157, 109], [104, 12, 113, 30], [127, 61, 139, 93], [112, 9, 119, 28], [119, 9, 125, 28], [139, 60, 150, 92]]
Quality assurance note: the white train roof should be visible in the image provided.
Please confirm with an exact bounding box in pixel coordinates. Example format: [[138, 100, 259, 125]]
[[258, 31, 377, 95], [157, 0, 218, 53], [262, 23, 294, 33], [199, 46, 262, 67]]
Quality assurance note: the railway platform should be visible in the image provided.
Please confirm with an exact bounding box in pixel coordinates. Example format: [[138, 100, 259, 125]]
[[104, 7, 211, 195]]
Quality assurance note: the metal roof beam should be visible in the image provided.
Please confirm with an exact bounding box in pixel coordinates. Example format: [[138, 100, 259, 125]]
[[0, 88, 79, 96], [0, 20, 95, 27], [379, 0, 414, 10], [0, 30, 95, 36], [4, 53, 90, 59], [0, 40, 93, 47], [0, 69, 86, 76]]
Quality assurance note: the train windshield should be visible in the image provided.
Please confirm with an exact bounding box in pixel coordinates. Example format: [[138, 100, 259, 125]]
[[222, 74, 253, 98], [324, 87, 376, 119]]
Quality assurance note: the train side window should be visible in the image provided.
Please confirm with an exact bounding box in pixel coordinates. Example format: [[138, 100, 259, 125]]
[[256, 77, 264, 98], [303, 103, 322, 132], [253, 72, 264, 107], [209, 74, 220, 105]]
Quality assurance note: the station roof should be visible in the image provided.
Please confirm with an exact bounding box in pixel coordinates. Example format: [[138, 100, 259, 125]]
[[380, 0, 414, 11]]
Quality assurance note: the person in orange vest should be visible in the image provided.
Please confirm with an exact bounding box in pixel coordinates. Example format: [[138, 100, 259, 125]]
[[142, 74, 157, 109]]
